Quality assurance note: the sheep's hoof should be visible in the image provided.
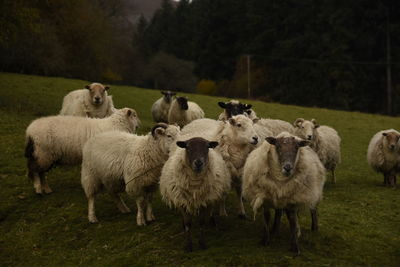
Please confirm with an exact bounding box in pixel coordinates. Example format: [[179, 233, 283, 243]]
[[43, 187, 53, 194], [259, 238, 270, 247], [88, 217, 99, 224], [137, 218, 147, 226], [184, 243, 193, 253], [290, 244, 300, 255], [199, 240, 207, 250], [238, 214, 247, 220]]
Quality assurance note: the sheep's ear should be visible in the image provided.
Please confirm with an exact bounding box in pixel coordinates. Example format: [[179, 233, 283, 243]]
[[218, 102, 227, 108], [228, 118, 236, 126], [252, 118, 260, 124], [293, 118, 304, 127], [242, 104, 252, 109], [126, 109, 132, 116], [176, 141, 186, 148], [161, 91, 166, 95], [266, 137, 276, 145], [171, 92, 176, 96], [311, 119, 319, 128], [382, 132, 388, 137], [298, 140, 310, 147], [85, 85, 90, 90], [104, 86, 110, 91], [208, 141, 219, 149]]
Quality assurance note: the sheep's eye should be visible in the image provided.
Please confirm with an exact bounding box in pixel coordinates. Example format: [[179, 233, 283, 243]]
[[167, 135, 172, 138], [237, 124, 242, 127], [301, 126, 304, 129]]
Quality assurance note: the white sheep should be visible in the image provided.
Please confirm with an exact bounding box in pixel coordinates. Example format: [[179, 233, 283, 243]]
[[81, 123, 180, 225], [160, 137, 231, 252], [179, 115, 259, 218], [242, 132, 326, 254], [254, 118, 295, 139], [168, 96, 205, 127], [60, 83, 115, 118], [367, 129, 400, 186], [217, 100, 256, 121], [151, 91, 176, 123], [293, 118, 341, 183], [24, 108, 140, 195]]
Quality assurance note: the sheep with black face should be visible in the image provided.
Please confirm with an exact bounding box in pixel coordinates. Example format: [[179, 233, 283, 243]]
[[242, 132, 325, 254], [160, 137, 230, 252], [217, 100, 256, 121], [151, 91, 176, 123], [293, 118, 341, 183], [168, 96, 205, 127]]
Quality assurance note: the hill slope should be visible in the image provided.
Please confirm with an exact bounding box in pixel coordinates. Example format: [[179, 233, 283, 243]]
[[0, 73, 399, 266]]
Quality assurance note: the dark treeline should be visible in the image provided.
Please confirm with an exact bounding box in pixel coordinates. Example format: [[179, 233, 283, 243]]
[[1, 0, 400, 114], [138, 0, 400, 115]]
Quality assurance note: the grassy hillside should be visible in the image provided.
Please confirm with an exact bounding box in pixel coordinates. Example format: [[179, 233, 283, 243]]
[[0, 72, 399, 266]]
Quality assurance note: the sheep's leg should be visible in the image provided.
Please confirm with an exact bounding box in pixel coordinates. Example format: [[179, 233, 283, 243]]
[[286, 208, 300, 255], [39, 173, 52, 194], [234, 184, 246, 219], [110, 193, 131, 214], [87, 195, 98, 223], [389, 174, 396, 187], [29, 171, 42, 195], [182, 211, 193, 252], [331, 169, 336, 184], [219, 196, 228, 217], [310, 208, 318, 232], [383, 173, 389, 186], [271, 209, 283, 236], [136, 196, 146, 226], [260, 206, 271, 246], [199, 207, 207, 250], [145, 192, 155, 222]]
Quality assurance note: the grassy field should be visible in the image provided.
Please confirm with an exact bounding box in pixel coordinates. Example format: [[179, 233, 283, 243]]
[[0, 72, 399, 266]]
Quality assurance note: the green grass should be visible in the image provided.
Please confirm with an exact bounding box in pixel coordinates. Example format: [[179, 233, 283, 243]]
[[0, 72, 399, 266]]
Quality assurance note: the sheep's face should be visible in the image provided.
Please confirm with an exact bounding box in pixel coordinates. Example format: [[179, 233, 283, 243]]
[[161, 91, 176, 103], [176, 97, 189, 110], [294, 118, 319, 141], [382, 131, 400, 151], [227, 115, 259, 145], [266, 136, 309, 177], [152, 123, 180, 154], [85, 83, 109, 105], [177, 137, 218, 174], [218, 100, 252, 118], [120, 108, 140, 132]]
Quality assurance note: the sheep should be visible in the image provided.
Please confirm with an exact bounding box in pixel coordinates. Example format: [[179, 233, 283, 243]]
[[60, 83, 115, 118], [242, 132, 326, 254], [293, 118, 341, 183], [81, 123, 180, 225], [151, 91, 176, 123], [179, 115, 259, 218], [160, 137, 231, 252], [217, 100, 256, 121], [254, 118, 295, 139], [367, 129, 400, 186], [168, 96, 205, 127], [24, 108, 140, 195]]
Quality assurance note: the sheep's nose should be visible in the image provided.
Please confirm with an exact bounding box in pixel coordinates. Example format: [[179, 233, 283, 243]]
[[252, 136, 258, 144], [390, 144, 395, 149], [95, 97, 101, 101], [307, 135, 312, 140], [283, 164, 292, 172], [194, 159, 203, 168]]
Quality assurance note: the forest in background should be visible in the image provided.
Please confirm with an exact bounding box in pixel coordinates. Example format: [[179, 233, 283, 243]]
[[1, 0, 400, 114]]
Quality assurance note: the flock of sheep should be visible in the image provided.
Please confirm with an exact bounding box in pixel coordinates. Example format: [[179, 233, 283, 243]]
[[23, 83, 398, 254]]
